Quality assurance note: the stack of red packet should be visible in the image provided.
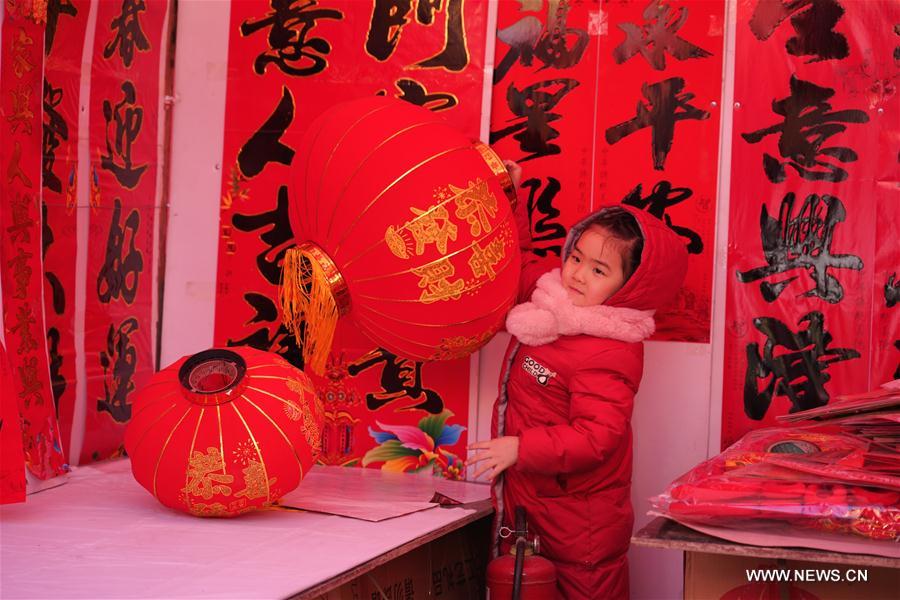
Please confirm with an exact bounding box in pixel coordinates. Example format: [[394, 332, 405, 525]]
[[651, 384, 900, 541]]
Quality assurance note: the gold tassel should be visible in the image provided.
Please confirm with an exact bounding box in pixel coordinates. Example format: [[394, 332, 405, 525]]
[[280, 244, 347, 376]]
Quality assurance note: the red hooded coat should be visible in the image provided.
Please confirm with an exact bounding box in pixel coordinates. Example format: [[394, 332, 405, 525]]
[[491, 205, 689, 599]]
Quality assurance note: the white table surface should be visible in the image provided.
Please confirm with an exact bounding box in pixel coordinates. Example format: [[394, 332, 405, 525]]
[[0, 459, 492, 599]]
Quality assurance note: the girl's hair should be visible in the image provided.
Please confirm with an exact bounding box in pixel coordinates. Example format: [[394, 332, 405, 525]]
[[585, 208, 644, 281]]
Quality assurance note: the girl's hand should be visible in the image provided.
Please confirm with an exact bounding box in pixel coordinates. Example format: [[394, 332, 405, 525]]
[[468, 436, 520, 481], [502, 160, 522, 190]]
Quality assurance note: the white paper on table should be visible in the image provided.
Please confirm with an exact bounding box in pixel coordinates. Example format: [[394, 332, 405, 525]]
[[278, 466, 435, 521], [278, 466, 493, 521]]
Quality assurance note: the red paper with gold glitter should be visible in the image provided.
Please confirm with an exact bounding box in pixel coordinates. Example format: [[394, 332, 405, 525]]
[[594, 0, 724, 342], [0, 341, 27, 503], [1, 13, 68, 479], [489, 0, 600, 259], [721, 0, 900, 448], [82, 0, 167, 463], [213, 0, 489, 475], [42, 0, 90, 458]]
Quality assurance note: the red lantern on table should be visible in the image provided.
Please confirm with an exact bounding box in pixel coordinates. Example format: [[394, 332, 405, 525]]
[[280, 97, 521, 374], [124, 347, 322, 517]]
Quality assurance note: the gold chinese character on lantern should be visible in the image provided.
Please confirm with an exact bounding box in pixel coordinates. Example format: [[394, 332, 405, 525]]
[[182, 447, 235, 500], [385, 204, 458, 259], [451, 179, 497, 236], [412, 258, 465, 304], [468, 237, 506, 281]]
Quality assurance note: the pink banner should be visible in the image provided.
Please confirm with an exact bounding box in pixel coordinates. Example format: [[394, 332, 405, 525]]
[[83, 0, 167, 462]]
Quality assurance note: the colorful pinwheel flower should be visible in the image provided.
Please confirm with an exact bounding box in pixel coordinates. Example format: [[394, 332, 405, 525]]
[[362, 411, 466, 480]]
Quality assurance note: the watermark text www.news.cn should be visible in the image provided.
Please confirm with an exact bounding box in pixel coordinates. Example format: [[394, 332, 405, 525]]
[[746, 568, 868, 583]]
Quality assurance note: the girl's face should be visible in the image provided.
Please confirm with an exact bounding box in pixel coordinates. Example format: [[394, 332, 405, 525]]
[[561, 225, 629, 307]]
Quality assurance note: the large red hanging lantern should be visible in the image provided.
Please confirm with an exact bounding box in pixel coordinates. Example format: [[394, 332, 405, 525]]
[[280, 97, 521, 374], [124, 347, 322, 517]]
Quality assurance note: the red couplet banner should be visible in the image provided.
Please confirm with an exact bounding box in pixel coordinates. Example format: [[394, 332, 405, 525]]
[[1, 13, 67, 479], [83, 0, 167, 463], [489, 0, 599, 259], [42, 0, 90, 459], [722, 0, 900, 448], [213, 0, 488, 476], [595, 0, 724, 342]]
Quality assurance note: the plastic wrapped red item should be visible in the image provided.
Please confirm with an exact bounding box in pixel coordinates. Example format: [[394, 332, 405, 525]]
[[652, 424, 900, 541]]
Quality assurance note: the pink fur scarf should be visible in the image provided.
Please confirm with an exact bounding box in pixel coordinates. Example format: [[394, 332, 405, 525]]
[[505, 269, 656, 346]]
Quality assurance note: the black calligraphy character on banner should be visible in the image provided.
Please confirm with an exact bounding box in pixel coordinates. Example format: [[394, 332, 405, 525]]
[[347, 348, 444, 414], [227, 293, 304, 368], [377, 79, 458, 112], [42, 202, 66, 315], [520, 177, 566, 257], [744, 311, 859, 419], [46, 0, 78, 54], [241, 0, 343, 77], [237, 87, 296, 179], [736, 194, 861, 303], [97, 198, 144, 304], [232, 185, 294, 286], [43, 81, 68, 194], [749, 0, 848, 62], [605, 77, 710, 171], [101, 81, 148, 189], [103, 0, 150, 68], [741, 75, 869, 183], [366, 0, 468, 71], [46, 328, 66, 416], [894, 24, 900, 62], [98, 317, 139, 422], [887, 274, 900, 379], [621, 181, 703, 254], [493, 3, 589, 84], [886, 273, 900, 308], [490, 78, 580, 162], [41, 204, 68, 416], [894, 340, 900, 380], [613, 0, 712, 71]]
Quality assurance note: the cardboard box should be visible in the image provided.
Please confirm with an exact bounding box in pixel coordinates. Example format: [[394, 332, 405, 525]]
[[319, 517, 490, 600], [685, 551, 900, 600]]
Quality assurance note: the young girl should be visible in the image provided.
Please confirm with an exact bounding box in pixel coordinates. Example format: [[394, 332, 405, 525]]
[[469, 164, 689, 599]]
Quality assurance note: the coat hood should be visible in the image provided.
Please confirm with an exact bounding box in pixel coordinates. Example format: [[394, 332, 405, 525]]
[[562, 204, 689, 312]]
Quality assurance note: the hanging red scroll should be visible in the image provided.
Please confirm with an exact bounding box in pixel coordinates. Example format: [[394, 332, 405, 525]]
[[595, 0, 724, 342], [489, 0, 600, 259], [1, 12, 68, 479], [722, 0, 900, 448], [213, 0, 488, 474], [83, 0, 167, 462], [42, 0, 90, 458]]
